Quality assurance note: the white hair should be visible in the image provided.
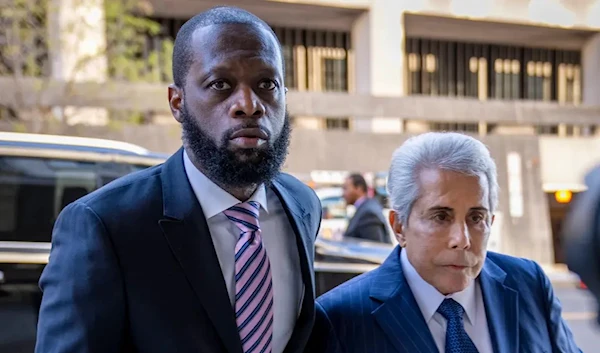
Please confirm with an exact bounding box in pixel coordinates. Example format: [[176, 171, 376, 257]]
[[386, 132, 499, 225]]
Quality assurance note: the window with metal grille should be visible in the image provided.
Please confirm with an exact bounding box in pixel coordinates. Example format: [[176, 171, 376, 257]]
[[406, 38, 581, 105], [535, 124, 596, 136], [272, 26, 352, 130], [429, 122, 479, 133], [272, 26, 352, 93], [325, 118, 350, 130], [536, 125, 560, 135]]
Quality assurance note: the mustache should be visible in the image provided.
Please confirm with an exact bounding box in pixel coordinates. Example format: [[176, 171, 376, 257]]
[[224, 123, 271, 140]]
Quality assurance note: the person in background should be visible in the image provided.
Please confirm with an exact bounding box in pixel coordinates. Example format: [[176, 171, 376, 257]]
[[35, 6, 321, 353], [342, 173, 389, 243], [563, 164, 600, 326], [308, 132, 581, 353]]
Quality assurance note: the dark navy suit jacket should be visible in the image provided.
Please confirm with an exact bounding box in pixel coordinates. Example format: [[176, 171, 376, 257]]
[[344, 198, 388, 243], [308, 246, 581, 353], [35, 148, 322, 353]]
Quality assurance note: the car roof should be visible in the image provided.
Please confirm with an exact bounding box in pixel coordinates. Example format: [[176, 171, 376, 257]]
[[0, 132, 169, 159], [315, 187, 343, 199]]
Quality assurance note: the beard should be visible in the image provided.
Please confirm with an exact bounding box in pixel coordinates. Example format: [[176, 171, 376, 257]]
[[180, 104, 291, 189]]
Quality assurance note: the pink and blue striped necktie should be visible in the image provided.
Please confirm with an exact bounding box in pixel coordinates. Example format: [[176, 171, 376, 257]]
[[223, 201, 273, 353]]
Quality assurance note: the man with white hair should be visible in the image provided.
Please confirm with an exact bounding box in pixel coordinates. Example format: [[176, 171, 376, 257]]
[[307, 132, 580, 353]]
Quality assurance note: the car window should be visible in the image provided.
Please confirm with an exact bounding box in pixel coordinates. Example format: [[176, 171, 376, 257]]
[[0, 156, 150, 242]]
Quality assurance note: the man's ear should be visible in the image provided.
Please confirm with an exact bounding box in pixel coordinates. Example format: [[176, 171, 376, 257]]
[[168, 84, 184, 123], [389, 211, 407, 247]]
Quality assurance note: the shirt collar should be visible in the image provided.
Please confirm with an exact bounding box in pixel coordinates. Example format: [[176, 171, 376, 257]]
[[183, 150, 268, 219], [400, 249, 477, 325], [354, 196, 368, 208]]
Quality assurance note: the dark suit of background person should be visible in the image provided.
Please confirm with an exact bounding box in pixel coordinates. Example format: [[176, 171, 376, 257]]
[[35, 7, 322, 353], [342, 174, 389, 243], [563, 164, 600, 326], [307, 132, 581, 353]]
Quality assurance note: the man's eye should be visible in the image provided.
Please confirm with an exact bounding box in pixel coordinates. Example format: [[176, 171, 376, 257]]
[[258, 80, 277, 90], [470, 214, 484, 223], [209, 80, 231, 91], [434, 213, 448, 222]]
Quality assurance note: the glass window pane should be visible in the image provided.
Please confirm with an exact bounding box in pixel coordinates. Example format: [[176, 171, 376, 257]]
[[0, 156, 152, 242]]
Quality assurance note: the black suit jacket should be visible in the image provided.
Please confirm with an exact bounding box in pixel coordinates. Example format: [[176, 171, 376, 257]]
[[344, 198, 388, 243], [35, 148, 322, 353]]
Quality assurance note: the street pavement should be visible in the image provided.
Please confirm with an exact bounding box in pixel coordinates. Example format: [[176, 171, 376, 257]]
[[0, 286, 598, 352], [557, 286, 600, 352]]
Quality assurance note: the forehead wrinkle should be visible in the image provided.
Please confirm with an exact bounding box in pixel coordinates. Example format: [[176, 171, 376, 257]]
[[193, 24, 279, 55], [213, 33, 273, 52], [191, 27, 282, 76]]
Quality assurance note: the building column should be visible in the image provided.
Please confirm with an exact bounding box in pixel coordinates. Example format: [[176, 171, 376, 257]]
[[583, 33, 600, 107], [47, 0, 108, 125], [351, 0, 406, 133]]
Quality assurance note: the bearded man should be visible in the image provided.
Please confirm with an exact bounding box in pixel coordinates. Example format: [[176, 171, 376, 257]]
[[35, 6, 322, 353]]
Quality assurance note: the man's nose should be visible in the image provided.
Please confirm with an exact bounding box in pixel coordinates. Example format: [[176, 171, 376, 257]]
[[449, 223, 471, 250], [229, 85, 265, 119]]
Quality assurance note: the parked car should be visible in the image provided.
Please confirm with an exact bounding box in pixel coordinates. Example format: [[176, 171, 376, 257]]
[[0, 132, 168, 290], [0, 132, 171, 351]]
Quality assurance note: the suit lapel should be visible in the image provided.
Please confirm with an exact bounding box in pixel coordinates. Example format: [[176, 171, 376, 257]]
[[158, 148, 242, 353], [479, 258, 519, 353], [370, 247, 439, 353], [270, 177, 315, 353]]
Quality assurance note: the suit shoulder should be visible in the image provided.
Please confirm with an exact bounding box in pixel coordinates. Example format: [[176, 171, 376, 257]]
[[317, 268, 377, 311], [486, 251, 542, 281], [364, 200, 386, 215], [276, 173, 320, 203], [367, 198, 384, 209], [354, 200, 386, 224], [76, 164, 163, 213]]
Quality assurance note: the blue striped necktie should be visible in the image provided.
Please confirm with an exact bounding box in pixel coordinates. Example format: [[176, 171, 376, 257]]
[[223, 201, 273, 353], [437, 298, 479, 353]]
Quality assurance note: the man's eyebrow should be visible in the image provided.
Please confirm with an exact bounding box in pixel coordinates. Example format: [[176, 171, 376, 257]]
[[427, 206, 453, 212], [198, 66, 229, 78], [196, 64, 279, 82], [427, 206, 489, 212]]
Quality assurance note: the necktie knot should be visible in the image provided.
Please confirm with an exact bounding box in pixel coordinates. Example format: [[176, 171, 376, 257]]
[[437, 298, 465, 322], [224, 201, 261, 235]]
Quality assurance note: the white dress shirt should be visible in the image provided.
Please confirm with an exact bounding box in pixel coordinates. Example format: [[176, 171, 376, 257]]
[[183, 151, 304, 353], [400, 250, 494, 353]]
